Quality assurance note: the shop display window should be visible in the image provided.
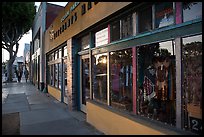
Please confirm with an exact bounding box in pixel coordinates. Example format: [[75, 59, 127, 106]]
[[182, 2, 202, 23], [92, 53, 107, 103], [182, 34, 202, 134], [138, 5, 152, 33], [110, 48, 133, 111], [50, 65, 54, 86], [55, 63, 59, 88], [137, 41, 176, 125]]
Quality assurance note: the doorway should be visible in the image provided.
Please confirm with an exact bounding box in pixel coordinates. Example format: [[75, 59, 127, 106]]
[[80, 55, 90, 113]]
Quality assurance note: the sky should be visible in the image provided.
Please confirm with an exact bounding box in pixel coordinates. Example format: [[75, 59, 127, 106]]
[[2, 2, 67, 62]]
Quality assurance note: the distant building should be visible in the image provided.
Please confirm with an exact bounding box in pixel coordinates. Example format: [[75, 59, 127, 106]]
[[23, 43, 30, 72], [13, 56, 24, 70], [12, 56, 24, 79], [24, 43, 30, 61]]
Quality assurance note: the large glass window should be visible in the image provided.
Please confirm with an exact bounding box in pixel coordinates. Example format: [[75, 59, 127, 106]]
[[55, 63, 59, 88], [110, 20, 120, 42], [138, 5, 152, 33], [81, 34, 90, 50], [182, 34, 202, 134], [55, 50, 59, 59], [121, 14, 133, 39], [137, 41, 176, 125], [182, 2, 202, 22], [50, 65, 54, 86], [59, 49, 62, 58], [155, 2, 174, 28], [63, 46, 67, 57], [110, 48, 133, 111], [92, 53, 107, 103]]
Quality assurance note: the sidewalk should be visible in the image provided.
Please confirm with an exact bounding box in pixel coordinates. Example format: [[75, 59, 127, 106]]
[[2, 79, 104, 135]]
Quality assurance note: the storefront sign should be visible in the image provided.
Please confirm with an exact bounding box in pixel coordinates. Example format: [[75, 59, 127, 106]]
[[61, 2, 80, 22], [95, 27, 108, 47]]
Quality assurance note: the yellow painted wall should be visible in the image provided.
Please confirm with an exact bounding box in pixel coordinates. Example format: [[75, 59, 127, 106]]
[[86, 101, 166, 135], [48, 85, 61, 101]]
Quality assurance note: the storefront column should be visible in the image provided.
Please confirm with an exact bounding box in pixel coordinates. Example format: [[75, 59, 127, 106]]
[[175, 37, 182, 129], [107, 52, 110, 106], [132, 47, 137, 114], [175, 2, 182, 24], [89, 49, 93, 100], [67, 38, 76, 110]]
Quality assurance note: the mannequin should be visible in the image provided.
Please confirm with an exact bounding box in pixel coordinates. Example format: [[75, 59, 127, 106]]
[[154, 57, 170, 101]]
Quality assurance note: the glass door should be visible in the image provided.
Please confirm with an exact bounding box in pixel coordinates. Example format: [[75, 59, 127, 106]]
[[80, 55, 90, 113]]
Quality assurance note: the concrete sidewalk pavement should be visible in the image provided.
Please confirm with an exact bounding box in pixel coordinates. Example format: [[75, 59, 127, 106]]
[[2, 79, 104, 135]]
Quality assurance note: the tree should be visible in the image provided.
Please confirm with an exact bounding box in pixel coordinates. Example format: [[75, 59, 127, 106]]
[[2, 2, 36, 82]]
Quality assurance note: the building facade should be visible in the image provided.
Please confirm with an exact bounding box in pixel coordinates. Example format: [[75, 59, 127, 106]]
[[31, 2, 64, 90], [44, 2, 202, 135], [23, 43, 30, 71]]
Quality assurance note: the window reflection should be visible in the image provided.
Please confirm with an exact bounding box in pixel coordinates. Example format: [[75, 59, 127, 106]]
[[138, 5, 152, 33], [183, 2, 202, 22], [137, 41, 176, 125], [82, 58, 90, 105], [182, 34, 202, 134], [93, 53, 107, 103], [110, 49, 133, 111], [121, 14, 133, 39]]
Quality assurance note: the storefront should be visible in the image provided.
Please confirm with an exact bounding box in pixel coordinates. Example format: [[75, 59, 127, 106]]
[[44, 2, 202, 135]]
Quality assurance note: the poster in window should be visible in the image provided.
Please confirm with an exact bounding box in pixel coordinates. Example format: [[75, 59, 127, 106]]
[[95, 27, 108, 47], [155, 2, 174, 28]]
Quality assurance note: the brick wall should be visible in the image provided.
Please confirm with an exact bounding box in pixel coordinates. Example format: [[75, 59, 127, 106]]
[[66, 39, 77, 110]]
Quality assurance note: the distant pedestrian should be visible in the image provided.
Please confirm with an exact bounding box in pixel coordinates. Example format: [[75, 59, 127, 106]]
[[24, 68, 29, 83], [17, 69, 23, 83]]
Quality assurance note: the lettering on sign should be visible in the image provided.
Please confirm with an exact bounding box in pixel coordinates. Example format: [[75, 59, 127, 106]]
[[61, 2, 80, 22]]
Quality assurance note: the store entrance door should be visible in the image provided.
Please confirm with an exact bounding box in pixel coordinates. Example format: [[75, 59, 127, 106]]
[[80, 55, 90, 113]]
